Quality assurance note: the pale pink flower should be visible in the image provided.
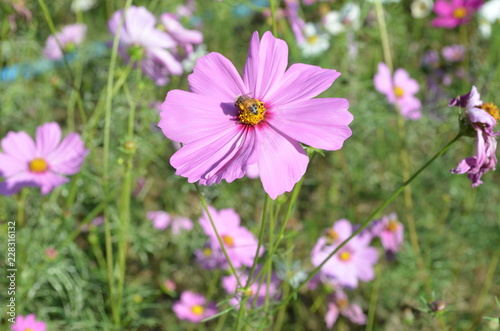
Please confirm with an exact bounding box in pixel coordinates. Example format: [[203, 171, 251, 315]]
[[0, 122, 88, 195], [12, 314, 46, 331], [43, 24, 86, 60], [370, 213, 404, 255], [449, 86, 499, 186], [159, 31, 352, 199], [198, 206, 262, 269], [374, 62, 422, 120], [172, 291, 217, 323], [147, 211, 193, 234], [325, 289, 366, 328], [160, 13, 203, 55], [432, 0, 483, 28], [312, 219, 378, 288], [442, 44, 465, 62], [108, 6, 182, 86]]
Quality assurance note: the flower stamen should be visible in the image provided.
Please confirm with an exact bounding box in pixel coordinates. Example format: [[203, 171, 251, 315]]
[[339, 251, 351, 261], [394, 86, 405, 98], [222, 235, 235, 248], [480, 102, 500, 122], [453, 7, 467, 19], [236, 96, 266, 125], [29, 158, 48, 173], [191, 305, 204, 315]]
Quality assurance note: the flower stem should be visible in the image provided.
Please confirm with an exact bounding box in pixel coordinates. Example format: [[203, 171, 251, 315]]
[[269, 0, 278, 36], [280, 134, 462, 306], [374, 0, 393, 72]]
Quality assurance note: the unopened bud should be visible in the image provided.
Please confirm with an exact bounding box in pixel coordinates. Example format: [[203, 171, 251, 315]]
[[429, 300, 446, 312]]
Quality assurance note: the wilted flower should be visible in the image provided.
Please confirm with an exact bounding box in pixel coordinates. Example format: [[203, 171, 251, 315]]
[[323, 3, 361, 35], [298, 23, 330, 57], [449, 86, 499, 186], [442, 44, 465, 62], [12, 314, 46, 331], [198, 206, 262, 268], [108, 6, 182, 86], [325, 289, 366, 328], [0, 122, 88, 195], [172, 291, 217, 323], [374, 62, 422, 120], [159, 31, 352, 199], [43, 24, 87, 60], [411, 0, 434, 18], [147, 210, 193, 234], [432, 0, 484, 28], [312, 219, 378, 288]]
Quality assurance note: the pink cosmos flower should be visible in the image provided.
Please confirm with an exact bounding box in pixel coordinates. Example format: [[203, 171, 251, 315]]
[[311, 219, 378, 288], [159, 31, 352, 199], [198, 206, 263, 269], [146, 210, 193, 234], [374, 62, 422, 120], [449, 86, 499, 186], [160, 13, 203, 55], [432, 0, 483, 28], [12, 314, 47, 331], [43, 24, 87, 60], [325, 289, 366, 328], [108, 6, 183, 86], [172, 291, 217, 323], [370, 213, 404, 255], [0, 122, 88, 195]]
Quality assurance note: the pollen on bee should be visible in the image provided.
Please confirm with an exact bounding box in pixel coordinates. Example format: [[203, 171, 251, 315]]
[[235, 95, 266, 125]]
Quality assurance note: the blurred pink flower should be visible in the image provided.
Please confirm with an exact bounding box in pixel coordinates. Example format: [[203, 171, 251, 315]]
[[12, 314, 46, 331], [432, 0, 483, 28], [195, 242, 227, 270], [442, 44, 465, 62], [325, 289, 366, 328], [371, 213, 404, 255], [44, 247, 58, 259], [172, 291, 217, 323], [159, 31, 352, 199], [198, 206, 262, 268], [0, 122, 88, 195], [160, 13, 203, 55], [311, 219, 378, 288], [374, 62, 422, 120], [108, 6, 182, 86], [449, 86, 499, 186], [43, 24, 86, 60], [147, 211, 193, 234]]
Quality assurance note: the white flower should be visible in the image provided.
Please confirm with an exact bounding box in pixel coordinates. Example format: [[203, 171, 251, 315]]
[[324, 3, 361, 35], [411, 0, 434, 18], [298, 23, 330, 57], [71, 0, 96, 12], [478, 0, 500, 38]]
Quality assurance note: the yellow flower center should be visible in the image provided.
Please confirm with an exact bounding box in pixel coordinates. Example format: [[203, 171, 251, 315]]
[[191, 305, 204, 315], [336, 298, 349, 309], [480, 102, 500, 122], [453, 7, 467, 19], [25, 329, 34, 331], [222, 235, 235, 248], [386, 220, 399, 232], [203, 247, 212, 256], [327, 229, 338, 241], [237, 96, 266, 125], [394, 86, 405, 98], [29, 158, 48, 173], [244, 288, 253, 296], [339, 251, 351, 261], [307, 35, 319, 44]]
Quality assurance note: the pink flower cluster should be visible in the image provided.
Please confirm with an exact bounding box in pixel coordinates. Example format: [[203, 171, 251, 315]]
[[449, 86, 499, 186], [374, 62, 422, 120], [108, 5, 203, 85]]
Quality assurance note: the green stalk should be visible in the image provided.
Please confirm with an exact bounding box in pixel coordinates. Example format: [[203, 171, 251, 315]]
[[281, 134, 462, 306], [269, 0, 278, 36]]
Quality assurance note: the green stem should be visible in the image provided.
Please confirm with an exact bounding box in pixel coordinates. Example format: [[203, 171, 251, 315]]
[[366, 265, 382, 331], [374, 0, 393, 71], [269, 0, 278, 36], [16, 189, 28, 227], [281, 134, 462, 305], [246, 195, 270, 287]]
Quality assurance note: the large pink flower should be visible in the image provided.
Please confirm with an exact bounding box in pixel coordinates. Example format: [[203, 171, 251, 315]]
[[0, 122, 88, 195], [374, 62, 422, 120], [159, 31, 352, 199], [432, 0, 483, 28]]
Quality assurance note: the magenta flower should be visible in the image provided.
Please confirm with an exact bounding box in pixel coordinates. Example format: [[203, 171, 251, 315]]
[[147, 210, 193, 234], [108, 6, 182, 86], [370, 213, 404, 255], [432, 0, 483, 28], [43, 24, 86, 60], [159, 31, 352, 199], [12, 314, 46, 331], [311, 219, 378, 288], [325, 289, 366, 328], [172, 291, 217, 323], [449, 86, 499, 186], [374, 62, 422, 120], [198, 206, 263, 269], [0, 122, 88, 195]]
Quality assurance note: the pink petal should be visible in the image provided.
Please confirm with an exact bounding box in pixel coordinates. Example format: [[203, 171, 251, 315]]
[[266, 63, 341, 106], [188, 52, 247, 102], [333, 219, 353, 240], [0, 171, 37, 195], [432, 17, 460, 28], [255, 124, 309, 199], [242, 31, 288, 100], [47, 133, 88, 175], [1, 131, 35, 163], [35, 122, 62, 157], [325, 303, 340, 328], [148, 48, 183, 75], [268, 98, 352, 150], [434, 0, 454, 15], [393, 69, 419, 95], [373, 62, 393, 95], [37, 172, 69, 195], [0, 153, 26, 177]]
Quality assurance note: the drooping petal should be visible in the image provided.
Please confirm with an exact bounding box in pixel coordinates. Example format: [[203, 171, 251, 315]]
[[159, 90, 237, 144], [266, 63, 341, 106], [242, 31, 288, 100], [255, 124, 309, 199], [35, 122, 62, 157], [1, 131, 35, 163], [325, 303, 340, 328], [188, 52, 247, 102], [268, 98, 352, 150]]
